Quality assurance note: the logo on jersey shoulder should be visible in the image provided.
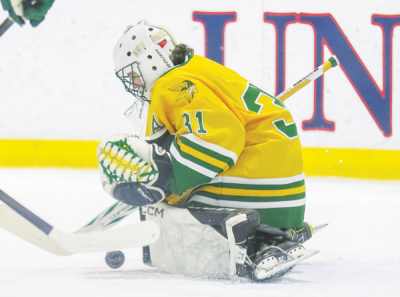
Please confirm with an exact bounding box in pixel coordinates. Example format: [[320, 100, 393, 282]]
[[169, 80, 198, 103]]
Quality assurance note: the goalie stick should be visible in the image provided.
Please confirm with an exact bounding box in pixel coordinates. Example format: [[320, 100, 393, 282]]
[[0, 16, 13, 37], [76, 201, 138, 234], [276, 55, 340, 102], [0, 189, 159, 256]]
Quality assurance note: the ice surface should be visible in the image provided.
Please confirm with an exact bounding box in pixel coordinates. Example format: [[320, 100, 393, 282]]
[[0, 168, 399, 296]]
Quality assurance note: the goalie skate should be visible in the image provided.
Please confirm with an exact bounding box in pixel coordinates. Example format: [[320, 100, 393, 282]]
[[250, 241, 319, 281]]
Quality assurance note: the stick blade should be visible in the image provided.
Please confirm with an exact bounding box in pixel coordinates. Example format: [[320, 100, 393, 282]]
[[0, 203, 160, 255], [0, 204, 72, 256], [59, 221, 160, 254], [0, 189, 160, 256]]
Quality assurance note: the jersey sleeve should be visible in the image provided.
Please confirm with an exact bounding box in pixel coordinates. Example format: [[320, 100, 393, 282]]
[[150, 76, 246, 195]]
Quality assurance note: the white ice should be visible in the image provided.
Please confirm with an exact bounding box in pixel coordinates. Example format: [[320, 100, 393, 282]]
[[0, 168, 399, 297]]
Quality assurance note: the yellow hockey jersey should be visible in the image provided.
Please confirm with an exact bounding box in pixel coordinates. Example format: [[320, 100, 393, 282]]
[[146, 54, 305, 228]]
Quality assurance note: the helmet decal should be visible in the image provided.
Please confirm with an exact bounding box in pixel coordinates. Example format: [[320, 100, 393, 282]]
[[157, 39, 167, 48]]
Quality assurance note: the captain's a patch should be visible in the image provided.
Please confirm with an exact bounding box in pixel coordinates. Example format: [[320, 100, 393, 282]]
[[169, 80, 198, 103]]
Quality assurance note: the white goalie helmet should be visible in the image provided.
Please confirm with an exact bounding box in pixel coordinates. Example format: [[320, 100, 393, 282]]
[[113, 20, 177, 102]]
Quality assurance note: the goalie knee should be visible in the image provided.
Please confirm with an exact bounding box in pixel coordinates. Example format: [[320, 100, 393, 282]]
[[189, 208, 260, 245]]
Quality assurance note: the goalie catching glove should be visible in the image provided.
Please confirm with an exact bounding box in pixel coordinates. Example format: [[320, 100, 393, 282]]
[[97, 135, 173, 206]]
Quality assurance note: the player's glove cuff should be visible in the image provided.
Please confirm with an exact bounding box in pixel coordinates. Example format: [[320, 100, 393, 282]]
[[112, 181, 164, 206]]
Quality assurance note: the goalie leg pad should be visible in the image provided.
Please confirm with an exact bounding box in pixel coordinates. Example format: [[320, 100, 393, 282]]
[[141, 203, 261, 279]]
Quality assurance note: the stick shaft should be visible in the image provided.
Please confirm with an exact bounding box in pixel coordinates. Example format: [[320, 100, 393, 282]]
[[276, 55, 340, 102], [0, 17, 14, 37], [0, 189, 159, 256]]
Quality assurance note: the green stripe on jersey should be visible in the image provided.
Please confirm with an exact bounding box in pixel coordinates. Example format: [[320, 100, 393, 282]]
[[180, 135, 235, 167], [173, 140, 222, 173], [209, 180, 305, 190], [169, 141, 214, 195], [192, 191, 305, 203], [169, 156, 212, 195], [187, 200, 305, 228]]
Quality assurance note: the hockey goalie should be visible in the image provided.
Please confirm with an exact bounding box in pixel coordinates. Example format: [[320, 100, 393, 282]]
[[97, 20, 325, 281]]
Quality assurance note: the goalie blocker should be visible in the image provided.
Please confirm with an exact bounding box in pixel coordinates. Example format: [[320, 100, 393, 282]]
[[139, 202, 319, 281]]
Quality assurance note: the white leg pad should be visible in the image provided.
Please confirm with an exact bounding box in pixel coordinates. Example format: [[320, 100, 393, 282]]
[[141, 203, 231, 278]]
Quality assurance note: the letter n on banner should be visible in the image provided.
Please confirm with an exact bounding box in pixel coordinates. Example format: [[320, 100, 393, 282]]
[[192, 11, 237, 65], [299, 13, 400, 136]]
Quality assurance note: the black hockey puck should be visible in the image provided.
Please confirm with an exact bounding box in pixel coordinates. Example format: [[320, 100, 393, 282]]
[[105, 251, 125, 269]]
